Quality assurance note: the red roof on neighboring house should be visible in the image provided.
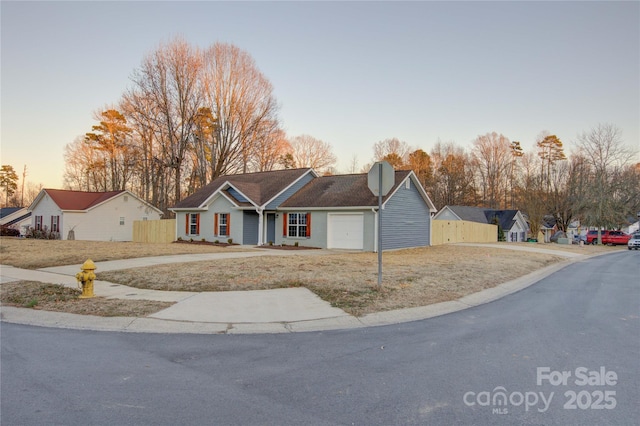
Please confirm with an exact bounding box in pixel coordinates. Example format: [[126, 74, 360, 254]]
[[43, 189, 126, 210]]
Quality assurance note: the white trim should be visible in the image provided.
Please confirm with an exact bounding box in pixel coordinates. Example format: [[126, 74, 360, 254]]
[[383, 172, 437, 212], [280, 206, 379, 212], [261, 169, 318, 209], [433, 206, 463, 221]]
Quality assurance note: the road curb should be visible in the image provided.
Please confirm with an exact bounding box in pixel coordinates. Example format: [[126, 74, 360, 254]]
[[1, 248, 619, 334]]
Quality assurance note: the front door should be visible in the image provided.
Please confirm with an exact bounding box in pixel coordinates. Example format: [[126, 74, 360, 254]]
[[266, 213, 276, 245]]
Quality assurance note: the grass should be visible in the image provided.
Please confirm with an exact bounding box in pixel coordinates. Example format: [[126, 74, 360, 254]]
[[0, 281, 174, 316], [0, 237, 621, 317], [0, 237, 249, 269]]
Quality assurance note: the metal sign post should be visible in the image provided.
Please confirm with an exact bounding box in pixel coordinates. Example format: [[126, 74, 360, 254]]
[[367, 161, 394, 287]]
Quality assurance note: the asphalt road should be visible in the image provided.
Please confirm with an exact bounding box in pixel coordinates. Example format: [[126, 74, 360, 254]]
[[1, 251, 638, 425]]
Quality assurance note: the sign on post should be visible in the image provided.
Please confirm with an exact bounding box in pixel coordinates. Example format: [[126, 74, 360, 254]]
[[367, 161, 394, 286], [367, 161, 395, 197]]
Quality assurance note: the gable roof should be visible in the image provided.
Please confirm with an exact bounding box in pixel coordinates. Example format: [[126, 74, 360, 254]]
[[439, 206, 488, 223], [29, 189, 163, 215], [484, 209, 519, 232], [0, 207, 31, 226], [0, 207, 25, 219], [280, 170, 436, 211], [436, 205, 523, 231], [171, 168, 315, 210], [28, 189, 126, 211]]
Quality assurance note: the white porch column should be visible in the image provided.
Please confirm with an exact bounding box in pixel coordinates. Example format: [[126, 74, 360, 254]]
[[257, 208, 264, 246]]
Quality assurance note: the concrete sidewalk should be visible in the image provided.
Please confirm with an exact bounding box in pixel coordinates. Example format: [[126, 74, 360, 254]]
[[0, 245, 594, 334]]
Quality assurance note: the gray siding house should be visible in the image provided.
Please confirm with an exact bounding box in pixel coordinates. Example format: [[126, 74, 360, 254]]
[[170, 168, 317, 246], [170, 168, 437, 251]]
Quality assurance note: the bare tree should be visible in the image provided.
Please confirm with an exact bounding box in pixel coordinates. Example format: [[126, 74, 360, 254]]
[[121, 90, 168, 209], [373, 138, 413, 164], [429, 141, 476, 209], [201, 42, 281, 178], [471, 132, 512, 208], [574, 123, 638, 232], [129, 37, 204, 204], [286, 134, 337, 172], [249, 125, 290, 172], [63, 136, 107, 191], [516, 152, 546, 240], [346, 154, 360, 174]]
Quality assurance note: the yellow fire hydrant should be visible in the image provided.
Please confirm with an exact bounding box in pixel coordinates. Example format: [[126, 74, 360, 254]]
[[76, 259, 96, 299]]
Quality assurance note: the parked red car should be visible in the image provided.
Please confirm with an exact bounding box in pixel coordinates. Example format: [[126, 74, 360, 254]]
[[587, 230, 632, 245], [586, 230, 607, 244], [602, 230, 632, 245]]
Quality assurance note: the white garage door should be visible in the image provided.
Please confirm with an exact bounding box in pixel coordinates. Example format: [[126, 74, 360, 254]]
[[328, 214, 364, 249]]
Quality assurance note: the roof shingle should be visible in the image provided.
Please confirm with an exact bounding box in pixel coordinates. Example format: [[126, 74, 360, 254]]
[[44, 189, 126, 211], [172, 168, 313, 209], [280, 171, 412, 208]]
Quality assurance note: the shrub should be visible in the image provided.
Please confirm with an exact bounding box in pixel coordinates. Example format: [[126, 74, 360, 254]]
[[0, 226, 20, 237], [24, 226, 60, 240], [227, 238, 233, 244]]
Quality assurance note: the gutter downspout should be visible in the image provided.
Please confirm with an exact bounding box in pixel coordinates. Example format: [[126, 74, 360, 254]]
[[372, 207, 378, 253]]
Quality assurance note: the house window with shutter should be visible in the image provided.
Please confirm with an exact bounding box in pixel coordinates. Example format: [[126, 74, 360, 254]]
[[287, 212, 310, 238], [215, 213, 230, 237], [51, 216, 60, 232], [187, 213, 200, 236], [35, 215, 43, 231]]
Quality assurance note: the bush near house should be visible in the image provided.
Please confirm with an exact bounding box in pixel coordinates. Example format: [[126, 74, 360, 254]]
[[0, 226, 20, 237]]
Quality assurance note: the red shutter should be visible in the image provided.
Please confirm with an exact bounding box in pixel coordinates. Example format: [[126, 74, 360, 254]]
[[196, 214, 200, 235], [185, 214, 189, 235], [282, 213, 288, 237], [306, 213, 311, 238], [227, 214, 230, 237], [214, 213, 218, 236]]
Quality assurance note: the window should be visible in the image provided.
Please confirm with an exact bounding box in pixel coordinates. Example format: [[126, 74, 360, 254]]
[[286, 213, 310, 238], [186, 213, 200, 235], [119, 217, 125, 226], [51, 216, 60, 232], [215, 213, 230, 237], [35, 215, 43, 231]]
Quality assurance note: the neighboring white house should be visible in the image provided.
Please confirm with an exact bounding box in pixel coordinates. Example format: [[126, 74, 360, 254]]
[[28, 189, 163, 241]]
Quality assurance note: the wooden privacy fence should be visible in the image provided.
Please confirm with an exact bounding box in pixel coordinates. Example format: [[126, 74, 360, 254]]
[[431, 220, 497, 245], [133, 219, 176, 243]]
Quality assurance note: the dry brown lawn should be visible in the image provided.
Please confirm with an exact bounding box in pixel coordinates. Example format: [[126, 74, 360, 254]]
[[0, 237, 620, 317], [0, 237, 248, 269]]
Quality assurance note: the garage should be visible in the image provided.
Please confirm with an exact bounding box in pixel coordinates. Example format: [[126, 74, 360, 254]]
[[327, 213, 364, 249]]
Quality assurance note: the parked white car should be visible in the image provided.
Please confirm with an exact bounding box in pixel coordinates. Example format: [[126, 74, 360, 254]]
[[628, 233, 640, 250]]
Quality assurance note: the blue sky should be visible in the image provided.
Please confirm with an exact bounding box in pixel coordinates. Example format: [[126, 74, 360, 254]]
[[2, 1, 638, 189]]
